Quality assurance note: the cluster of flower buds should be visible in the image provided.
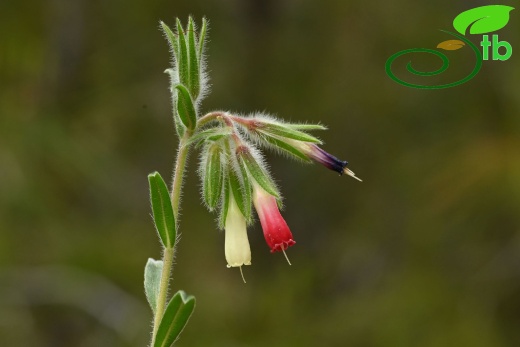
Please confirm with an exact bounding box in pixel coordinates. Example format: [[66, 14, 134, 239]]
[[162, 18, 361, 281]]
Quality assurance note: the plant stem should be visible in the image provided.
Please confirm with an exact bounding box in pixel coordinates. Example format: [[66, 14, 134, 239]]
[[150, 131, 192, 346], [151, 246, 175, 344], [170, 131, 192, 220]]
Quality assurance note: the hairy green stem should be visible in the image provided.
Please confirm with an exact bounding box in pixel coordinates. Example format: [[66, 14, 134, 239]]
[[150, 131, 192, 346], [170, 131, 191, 219], [151, 246, 175, 345]]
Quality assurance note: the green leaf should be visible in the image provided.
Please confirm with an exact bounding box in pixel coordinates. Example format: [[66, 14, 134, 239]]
[[148, 172, 176, 248], [238, 150, 279, 198], [204, 145, 223, 210], [176, 18, 189, 87], [229, 163, 251, 220], [144, 258, 163, 314], [198, 18, 208, 64], [154, 290, 196, 347], [175, 84, 197, 130], [187, 17, 200, 99], [260, 134, 311, 162], [453, 5, 514, 35], [258, 123, 322, 143]]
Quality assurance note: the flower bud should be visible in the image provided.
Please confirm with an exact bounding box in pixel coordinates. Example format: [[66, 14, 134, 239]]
[[288, 142, 362, 181]]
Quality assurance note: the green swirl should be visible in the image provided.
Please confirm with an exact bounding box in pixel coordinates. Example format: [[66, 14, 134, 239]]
[[385, 30, 483, 89]]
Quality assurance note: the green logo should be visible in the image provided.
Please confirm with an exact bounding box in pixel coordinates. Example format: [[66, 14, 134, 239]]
[[386, 5, 514, 89]]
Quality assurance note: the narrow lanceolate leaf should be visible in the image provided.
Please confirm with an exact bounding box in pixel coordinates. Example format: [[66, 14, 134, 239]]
[[160, 22, 179, 60], [238, 150, 279, 198], [229, 163, 251, 220], [260, 134, 312, 162], [175, 84, 197, 130], [154, 290, 196, 347], [187, 17, 200, 100], [176, 18, 189, 87], [144, 258, 163, 314], [148, 172, 176, 248], [204, 145, 223, 210], [198, 18, 208, 64], [257, 123, 322, 143]]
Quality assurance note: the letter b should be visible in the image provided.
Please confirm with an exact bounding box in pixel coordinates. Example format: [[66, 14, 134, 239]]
[[492, 35, 512, 61]]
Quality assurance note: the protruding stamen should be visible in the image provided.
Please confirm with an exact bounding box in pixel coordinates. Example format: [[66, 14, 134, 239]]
[[281, 247, 292, 266], [239, 266, 246, 283], [343, 168, 363, 182]]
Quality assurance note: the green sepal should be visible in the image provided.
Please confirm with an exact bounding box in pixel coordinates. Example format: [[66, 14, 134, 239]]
[[187, 18, 200, 99], [204, 145, 224, 210], [144, 258, 163, 314], [285, 123, 327, 131], [239, 150, 279, 198], [236, 155, 253, 224], [154, 290, 196, 347], [228, 163, 251, 221], [148, 172, 176, 248], [260, 134, 312, 162], [198, 18, 208, 64], [218, 174, 230, 229], [176, 18, 189, 88], [175, 84, 197, 130], [258, 123, 322, 143]]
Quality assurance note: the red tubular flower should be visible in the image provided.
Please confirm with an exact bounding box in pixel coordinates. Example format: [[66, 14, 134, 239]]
[[252, 184, 295, 253]]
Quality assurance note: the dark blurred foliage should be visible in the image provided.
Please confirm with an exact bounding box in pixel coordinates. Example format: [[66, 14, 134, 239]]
[[1, 0, 520, 346]]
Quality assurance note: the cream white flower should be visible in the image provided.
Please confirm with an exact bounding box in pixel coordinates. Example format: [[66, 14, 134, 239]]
[[225, 195, 251, 270]]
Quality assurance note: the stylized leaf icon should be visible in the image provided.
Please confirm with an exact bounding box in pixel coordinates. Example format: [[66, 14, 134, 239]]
[[453, 5, 514, 35], [437, 39, 465, 51]]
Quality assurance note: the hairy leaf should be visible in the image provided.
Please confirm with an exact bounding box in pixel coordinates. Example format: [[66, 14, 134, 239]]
[[187, 17, 200, 99], [148, 172, 176, 248], [175, 84, 197, 130], [154, 290, 196, 347], [175, 19, 189, 87], [144, 258, 163, 314]]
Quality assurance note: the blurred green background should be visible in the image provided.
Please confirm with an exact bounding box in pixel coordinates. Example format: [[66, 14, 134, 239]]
[[1, 0, 520, 346]]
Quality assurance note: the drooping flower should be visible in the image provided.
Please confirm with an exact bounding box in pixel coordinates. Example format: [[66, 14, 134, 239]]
[[224, 194, 251, 271], [252, 184, 295, 255], [287, 141, 362, 181]]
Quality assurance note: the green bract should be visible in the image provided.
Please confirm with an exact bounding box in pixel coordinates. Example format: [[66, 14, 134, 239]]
[[175, 85, 197, 130], [203, 144, 224, 210]]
